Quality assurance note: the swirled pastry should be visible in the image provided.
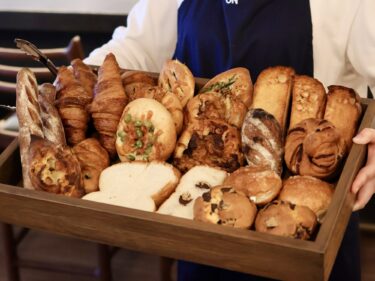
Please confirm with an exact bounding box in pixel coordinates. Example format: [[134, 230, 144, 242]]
[[173, 119, 243, 173], [284, 118, 346, 179]]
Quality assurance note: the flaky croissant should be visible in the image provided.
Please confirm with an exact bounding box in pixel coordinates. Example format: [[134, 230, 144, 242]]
[[71, 58, 97, 99], [88, 53, 128, 157], [55, 66, 92, 146], [72, 138, 110, 194]]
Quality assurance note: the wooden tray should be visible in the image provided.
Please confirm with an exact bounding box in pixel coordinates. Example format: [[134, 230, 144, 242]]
[[0, 95, 374, 281]]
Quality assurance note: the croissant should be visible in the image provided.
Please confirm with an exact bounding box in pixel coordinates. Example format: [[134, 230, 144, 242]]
[[55, 66, 92, 146], [88, 53, 128, 157], [71, 58, 97, 99], [284, 118, 346, 179], [72, 138, 110, 193]]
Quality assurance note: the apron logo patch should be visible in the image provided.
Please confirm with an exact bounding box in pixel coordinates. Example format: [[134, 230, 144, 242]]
[[225, 0, 239, 4]]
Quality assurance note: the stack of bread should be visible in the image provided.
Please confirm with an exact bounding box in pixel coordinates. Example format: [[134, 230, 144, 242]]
[[16, 54, 362, 241]]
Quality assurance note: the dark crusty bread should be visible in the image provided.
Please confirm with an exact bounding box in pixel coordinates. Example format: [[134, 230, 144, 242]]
[[194, 185, 257, 229], [224, 166, 282, 206], [255, 200, 317, 240], [252, 66, 295, 135], [16, 68, 44, 190], [324, 85, 362, 150], [279, 176, 334, 222], [241, 108, 283, 175], [284, 118, 346, 179], [289, 75, 326, 129]]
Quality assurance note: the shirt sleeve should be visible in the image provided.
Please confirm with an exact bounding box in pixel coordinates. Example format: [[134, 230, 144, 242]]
[[347, 0, 375, 95], [84, 0, 179, 72]]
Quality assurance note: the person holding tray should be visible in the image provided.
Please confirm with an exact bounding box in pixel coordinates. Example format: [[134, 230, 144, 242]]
[[85, 0, 375, 280]]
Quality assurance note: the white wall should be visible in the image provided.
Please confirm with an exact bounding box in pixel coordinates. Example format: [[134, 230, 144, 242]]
[[0, 0, 138, 15]]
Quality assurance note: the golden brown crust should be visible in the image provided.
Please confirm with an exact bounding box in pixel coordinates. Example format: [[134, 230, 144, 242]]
[[55, 66, 92, 146], [158, 59, 195, 107], [224, 166, 282, 206], [173, 119, 243, 173], [71, 58, 97, 99], [88, 53, 128, 157], [199, 67, 253, 108], [121, 70, 156, 87], [116, 98, 176, 162], [279, 176, 334, 222], [16, 68, 44, 190], [324, 85, 362, 150], [151, 165, 181, 207], [252, 66, 295, 135], [284, 118, 346, 179], [38, 83, 66, 146], [72, 138, 110, 194], [255, 200, 317, 240], [289, 75, 326, 129], [241, 108, 283, 175], [194, 185, 257, 229], [28, 137, 85, 198], [185, 91, 247, 129]]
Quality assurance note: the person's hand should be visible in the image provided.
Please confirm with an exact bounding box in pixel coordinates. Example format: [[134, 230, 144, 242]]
[[351, 128, 375, 211]]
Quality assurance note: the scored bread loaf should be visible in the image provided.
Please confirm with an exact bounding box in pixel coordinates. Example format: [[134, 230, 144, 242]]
[[83, 161, 181, 211], [324, 85, 362, 150], [241, 108, 283, 175], [252, 66, 295, 135], [289, 75, 326, 129], [157, 166, 228, 219], [16, 68, 44, 190]]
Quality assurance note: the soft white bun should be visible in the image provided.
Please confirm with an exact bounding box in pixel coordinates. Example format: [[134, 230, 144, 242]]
[[157, 166, 228, 219], [83, 161, 181, 211]]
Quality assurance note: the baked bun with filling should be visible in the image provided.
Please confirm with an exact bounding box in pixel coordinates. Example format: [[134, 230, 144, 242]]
[[194, 185, 257, 229], [185, 91, 247, 129], [83, 161, 180, 211], [158, 165, 228, 219], [223, 166, 282, 206], [199, 67, 253, 108], [159, 59, 195, 107], [173, 119, 243, 173], [279, 176, 334, 222], [116, 98, 176, 162], [255, 200, 317, 240]]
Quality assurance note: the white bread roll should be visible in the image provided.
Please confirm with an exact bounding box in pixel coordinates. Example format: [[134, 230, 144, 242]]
[[157, 166, 228, 219], [83, 161, 181, 212]]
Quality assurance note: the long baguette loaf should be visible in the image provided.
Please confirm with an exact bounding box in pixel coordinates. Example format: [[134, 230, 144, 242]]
[[16, 68, 44, 189]]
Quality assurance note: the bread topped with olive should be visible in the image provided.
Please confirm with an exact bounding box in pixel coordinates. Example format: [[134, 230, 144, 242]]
[[116, 98, 176, 162]]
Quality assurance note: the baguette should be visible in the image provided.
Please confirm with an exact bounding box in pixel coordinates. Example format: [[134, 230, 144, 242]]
[[252, 66, 295, 135]]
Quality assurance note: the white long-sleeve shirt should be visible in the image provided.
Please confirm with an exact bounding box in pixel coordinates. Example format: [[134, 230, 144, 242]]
[[85, 0, 375, 98]]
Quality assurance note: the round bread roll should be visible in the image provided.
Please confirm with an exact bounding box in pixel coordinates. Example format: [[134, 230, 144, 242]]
[[116, 98, 176, 162], [255, 200, 317, 240], [224, 166, 282, 206], [173, 119, 243, 173], [194, 185, 257, 229], [241, 108, 283, 175], [29, 137, 85, 198], [279, 176, 334, 222], [284, 118, 346, 179], [199, 67, 253, 108], [185, 91, 247, 129], [159, 59, 195, 107]]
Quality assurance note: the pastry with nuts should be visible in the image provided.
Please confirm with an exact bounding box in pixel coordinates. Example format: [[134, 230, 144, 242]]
[[289, 75, 326, 129], [255, 200, 317, 240], [158, 165, 228, 219], [194, 185, 257, 229], [223, 166, 282, 206]]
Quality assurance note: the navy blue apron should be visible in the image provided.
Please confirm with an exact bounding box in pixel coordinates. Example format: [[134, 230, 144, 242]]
[[173, 1, 361, 280]]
